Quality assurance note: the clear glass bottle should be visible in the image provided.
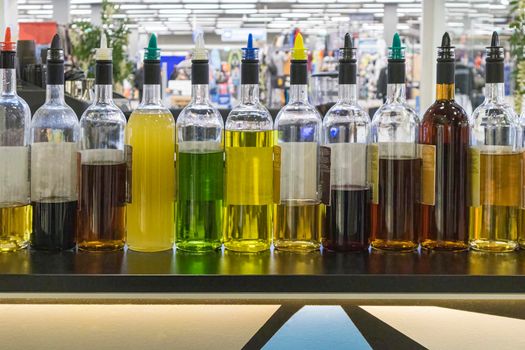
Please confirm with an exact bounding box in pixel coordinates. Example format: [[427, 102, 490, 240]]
[[520, 94, 525, 250], [322, 33, 370, 252], [126, 34, 175, 252], [0, 27, 32, 252], [176, 34, 224, 252], [224, 34, 273, 253], [274, 33, 323, 252], [78, 34, 128, 251], [30, 34, 80, 250], [370, 33, 420, 252], [469, 32, 521, 253]]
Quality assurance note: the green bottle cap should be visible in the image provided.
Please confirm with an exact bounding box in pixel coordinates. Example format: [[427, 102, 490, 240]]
[[145, 34, 161, 61], [389, 32, 404, 60]]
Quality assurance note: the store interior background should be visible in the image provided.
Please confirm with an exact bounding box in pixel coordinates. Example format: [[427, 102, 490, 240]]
[[0, 0, 516, 117]]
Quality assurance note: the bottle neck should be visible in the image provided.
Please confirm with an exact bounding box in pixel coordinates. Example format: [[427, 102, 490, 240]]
[[485, 83, 505, 103], [240, 84, 259, 104], [386, 83, 406, 103], [0, 69, 16, 95], [289, 84, 308, 103], [191, 84, 210, 103], [95, 84, 113, 104], [436, 83, 455, 101], [46, 84, 65, 104], [338, 84, 357, 104], [141, 84, 162, 105]]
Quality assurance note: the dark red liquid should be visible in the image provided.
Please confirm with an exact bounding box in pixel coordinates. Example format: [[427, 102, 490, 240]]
[[371, 157, 421, 250], [77, 162, 126, 251], [323, 186, 370, 252], [31, 200, 77, 250]]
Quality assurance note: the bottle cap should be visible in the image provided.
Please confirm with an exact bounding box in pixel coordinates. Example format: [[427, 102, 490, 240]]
[[292, 33, 307, 61], [95, 33, 112, 61], [145, 33, 161, 61], [339, 33, 356, 62], [193, 33, 208, 61], [47, 34, 64, 62], [242, 33, 258, 61], [0, 27, 15, 52], [388, 33, 405, 61]]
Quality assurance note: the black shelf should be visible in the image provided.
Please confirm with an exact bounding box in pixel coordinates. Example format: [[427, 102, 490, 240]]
[[1, 249, 525, 293]]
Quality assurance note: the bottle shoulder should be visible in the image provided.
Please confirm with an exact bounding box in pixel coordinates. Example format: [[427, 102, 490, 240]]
[[323, 102, 370, 127], [225, 102, 273, 131], [80, 102, 127, 125], [32, 103, 79, 127], [471, 100, 518, 127], [372, 101, 419, 124], [421, 100, 469, 126], [177, 101, 224, 128], [0, 94, 31, 117], [275, 100, 322, 126]]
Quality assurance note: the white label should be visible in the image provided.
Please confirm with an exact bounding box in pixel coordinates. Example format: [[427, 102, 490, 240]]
[[279, 142, 318, 200], [31, 142, 78, 201], [329, 143, 367, 187], [378, 142, 418, 158], [80, 149, 125, 163], [0, 146, 30, 205], [177, 141, 223, 153]]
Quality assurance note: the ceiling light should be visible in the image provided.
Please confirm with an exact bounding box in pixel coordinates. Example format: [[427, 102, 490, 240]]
[[281, 12, 311, 18]]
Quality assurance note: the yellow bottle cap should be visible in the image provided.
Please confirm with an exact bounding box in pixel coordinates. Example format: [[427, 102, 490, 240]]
[[292, 33, 307, 61]]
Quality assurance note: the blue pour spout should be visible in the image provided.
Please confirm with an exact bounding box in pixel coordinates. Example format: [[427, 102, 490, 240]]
[[242, 33, 258, 60]]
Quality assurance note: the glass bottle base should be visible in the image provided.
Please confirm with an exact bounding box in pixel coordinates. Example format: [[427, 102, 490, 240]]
[[274, 239, 320, 252], [0, 238, 29, 252], [127, 244, 173, 253], [322, 240, 369, 252], [176, 240, 222, 253], [469, 239, 517, 253], [520, 239, 525, 250], [421, 239, 469, 252], [224, 239, 270, 253], [78, 240, 125, 252], [371, 239, 418, 252]]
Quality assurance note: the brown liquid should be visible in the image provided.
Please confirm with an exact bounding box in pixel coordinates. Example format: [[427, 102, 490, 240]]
[[419, 99, 470, 251], [77, 162, 126, 251], [371, 157, 420, 252]]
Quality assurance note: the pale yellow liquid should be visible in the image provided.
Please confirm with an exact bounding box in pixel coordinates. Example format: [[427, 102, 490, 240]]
[[0, 204, 31, 252], [224, 130, 273, 253], [274, 201, 322, 252], [126, 111, 175, 252]]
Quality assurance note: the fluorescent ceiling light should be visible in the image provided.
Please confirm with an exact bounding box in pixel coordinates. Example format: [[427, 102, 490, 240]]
[[149, 5, 184, 9], [445, 2, 470, 7], [184, 4, 219, 9], [119, 4, 148, 10], [268, 22, 291, 28], [225, 9, 257, 14], [281, 12, 311, 18], [220, 4, 255, 8]]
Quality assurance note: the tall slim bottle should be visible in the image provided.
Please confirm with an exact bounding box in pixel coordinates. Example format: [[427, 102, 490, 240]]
[[176, 34, 224, 252], [224, 34, 273, 253], [274, 33, 322, 252], [469, 32, 522, 252], [0, 27, 31, 252], [78, 34, 128, 251], [419, 33, 469, 251], [30, 34, 80, 250], [322, 34, 370, 252], [127, 34, 175, 252], [370, 33, 420, 252]]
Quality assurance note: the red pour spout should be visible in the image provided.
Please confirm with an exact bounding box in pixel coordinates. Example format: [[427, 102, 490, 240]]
[[1, 27, 15, 51]]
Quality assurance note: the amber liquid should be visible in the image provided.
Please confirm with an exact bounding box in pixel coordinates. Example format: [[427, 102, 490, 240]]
[[371, 158, 420, 252], [419, 98, 469, 251], [274, 201, 322, 252], [77, 162, 127, 251], [0, 204, 31, 252]]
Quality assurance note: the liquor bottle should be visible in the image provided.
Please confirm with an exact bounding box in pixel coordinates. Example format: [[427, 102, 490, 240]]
[[224, 34, 273, 253], [469, 32, 522, 252], [127, 34, 175, 252], [419, 33, 469, 251], [370, 33, 420, 252], [176, 34, 224, 252], [78, 34, 128, 251], [273, 33, 322, 252], [30, 34, 80, 250], [0, 27, 32, 252], [322, 33, 370, 252]]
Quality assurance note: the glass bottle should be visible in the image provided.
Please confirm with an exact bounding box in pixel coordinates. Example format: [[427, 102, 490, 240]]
[[469, 32, 521, 252], [30, 34, 80, 250], [127, 34, 175, 252], [520, 94, 525, 250], [322, 33, 370, 252], [224, 34, 273, 253], [0, 27, 32, 252], [370, 33, 420, 252], [419, 32, 470, 251], [176, 34, 224, 252], [78, 34, 128, 251], [274, 33, 322, 252]]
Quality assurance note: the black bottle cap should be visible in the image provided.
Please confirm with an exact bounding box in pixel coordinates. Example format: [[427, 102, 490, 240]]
[[144, 34, 161, 85], [290, 33, 307, 85], [485, 31, 504, 84], [387, 33, 406, 84], [46, 34, 64, 85], [191, 59, 209, 85], [339, 33, 357, 85], [436, 32, 455, 85], [95, 60, 113, 85], [241, 33, 259, 85]]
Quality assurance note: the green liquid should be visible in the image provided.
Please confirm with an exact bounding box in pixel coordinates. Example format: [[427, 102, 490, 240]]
[[176, 151, 224, 252]]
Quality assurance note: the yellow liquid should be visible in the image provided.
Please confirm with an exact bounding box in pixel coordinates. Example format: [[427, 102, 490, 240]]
[[224, 130, 273, 253], [469, 152, 522, 252], [274, 201, 322, 252], [126, 110, 175, 252], [0, 204, 32, 252]]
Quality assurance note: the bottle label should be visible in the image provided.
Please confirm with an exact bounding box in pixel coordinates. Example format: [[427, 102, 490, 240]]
[[273, 145, 281, 204], [80, 149, 126, 163], [329, 143, 367, 187], [125, 145, 133, 204], [469, 147, 480, 207], [418, 144, 436, 205], [319, 146, 331, 205], [0, 146, 30, 205], [368, 144, 379, 204], [31, 142, 78, 202], [279, 142, 319, 201]]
